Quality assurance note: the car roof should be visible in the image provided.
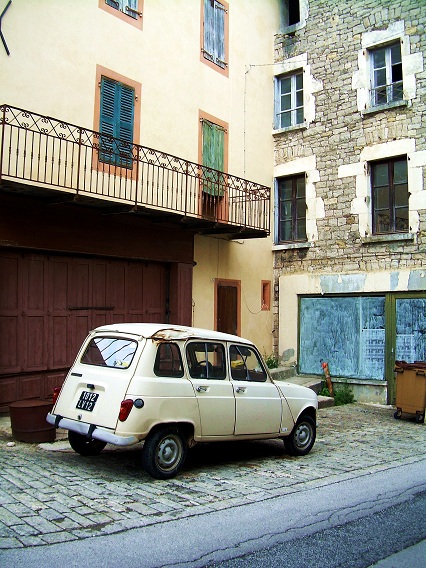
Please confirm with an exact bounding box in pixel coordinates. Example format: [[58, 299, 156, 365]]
[[92, 323, 253, 345]]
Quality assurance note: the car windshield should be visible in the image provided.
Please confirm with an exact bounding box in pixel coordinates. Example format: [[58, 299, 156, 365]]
[[81, 337, 137, 369]]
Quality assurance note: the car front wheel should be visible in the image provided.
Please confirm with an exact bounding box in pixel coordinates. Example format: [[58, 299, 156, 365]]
[[284, 415, 316, 456], [68, 430, 107, 456], [142, 427, 187, 480]]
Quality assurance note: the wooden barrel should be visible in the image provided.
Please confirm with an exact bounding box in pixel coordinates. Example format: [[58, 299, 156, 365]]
[[9, 400, 56, 443]]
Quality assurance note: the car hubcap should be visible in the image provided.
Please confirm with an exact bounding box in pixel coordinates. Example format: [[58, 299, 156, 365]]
[[156, 436, 181, 470], [294, 423, 312, 450]]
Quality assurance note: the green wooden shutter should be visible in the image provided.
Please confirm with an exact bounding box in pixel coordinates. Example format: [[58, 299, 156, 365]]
[[99, 77, 134, 168], [202, 120, 224, 196]]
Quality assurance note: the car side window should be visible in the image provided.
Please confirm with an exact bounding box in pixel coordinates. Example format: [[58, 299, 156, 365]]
[[186, 342, 226, 380], [154, 343, 184, 378], [230, 345, 267, 382]]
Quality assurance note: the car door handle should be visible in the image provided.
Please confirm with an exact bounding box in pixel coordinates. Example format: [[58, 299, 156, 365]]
[[236, 387, 247, 393], [196, 386, 208, 392]]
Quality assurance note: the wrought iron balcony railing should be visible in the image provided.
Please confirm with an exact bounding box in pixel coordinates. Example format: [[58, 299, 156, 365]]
[[0, 105, 270, 238]]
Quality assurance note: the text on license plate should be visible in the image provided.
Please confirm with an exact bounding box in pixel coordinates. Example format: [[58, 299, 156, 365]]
[[76, 391, 99, 412]]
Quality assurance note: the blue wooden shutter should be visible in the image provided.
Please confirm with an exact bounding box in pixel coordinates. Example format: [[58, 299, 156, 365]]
[[118, 84, 135, 168], [214, 2, 225, 68], [99, 77, 116, 164], [124, 0, 138, 19], [105, 0, 138, 19], [203, 0, 226, 69], [203, 0, 215, 63], [99, 77, 134, 168]]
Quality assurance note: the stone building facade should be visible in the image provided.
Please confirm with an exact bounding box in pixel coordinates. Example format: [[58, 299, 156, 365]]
[[272, 0, 426, 403]]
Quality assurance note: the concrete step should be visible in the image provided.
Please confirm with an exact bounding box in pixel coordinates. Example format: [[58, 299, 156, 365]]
[[317, 395, 335, 409], [270, 368, 334, 409]]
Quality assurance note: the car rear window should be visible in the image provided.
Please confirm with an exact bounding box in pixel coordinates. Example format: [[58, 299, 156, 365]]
[[81, 337, 137, 369]]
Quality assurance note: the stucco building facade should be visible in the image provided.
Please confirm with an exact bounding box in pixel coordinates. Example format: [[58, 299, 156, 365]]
[[0, 0, 279, 410]]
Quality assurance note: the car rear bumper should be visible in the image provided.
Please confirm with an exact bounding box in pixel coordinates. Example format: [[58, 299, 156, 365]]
[[46, 413, 139, 446]]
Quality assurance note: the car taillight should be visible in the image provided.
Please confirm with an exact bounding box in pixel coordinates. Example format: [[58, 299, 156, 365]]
[[119, 399, 134, 422], [52, 386, 62, 405]]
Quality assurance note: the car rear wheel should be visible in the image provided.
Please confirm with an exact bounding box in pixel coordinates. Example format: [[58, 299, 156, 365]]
[[68, 430, 107, 456], [142, 427, 187, 479], [284, 415, 316, 456]]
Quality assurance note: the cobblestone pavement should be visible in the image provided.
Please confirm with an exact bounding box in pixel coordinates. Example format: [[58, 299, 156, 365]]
[[0, 403, 425, 550]]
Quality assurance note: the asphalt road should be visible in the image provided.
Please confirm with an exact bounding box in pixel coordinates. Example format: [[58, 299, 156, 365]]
[[1, 458, 425, 568]]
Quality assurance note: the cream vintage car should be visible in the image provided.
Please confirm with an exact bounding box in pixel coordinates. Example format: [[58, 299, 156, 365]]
[[47, 324, 318, 479]]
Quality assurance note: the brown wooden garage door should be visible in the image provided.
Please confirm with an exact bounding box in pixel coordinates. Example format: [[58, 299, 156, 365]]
[[0, 251, 168, 410]]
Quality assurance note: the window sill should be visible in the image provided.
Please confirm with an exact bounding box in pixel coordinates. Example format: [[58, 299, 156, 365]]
[[272, 123, 307, 136], [362, 99, 408, 117], [280, 22, 306, 36], [273, 241, 313, 251], [362, 233, 414, 245]]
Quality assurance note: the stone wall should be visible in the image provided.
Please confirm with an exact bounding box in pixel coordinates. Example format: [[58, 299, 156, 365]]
[[272, 0, 426, 358]]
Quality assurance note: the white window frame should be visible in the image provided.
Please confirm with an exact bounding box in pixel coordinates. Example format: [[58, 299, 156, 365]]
[[275, 72, 304, 130], [369, 42, 403, 108]]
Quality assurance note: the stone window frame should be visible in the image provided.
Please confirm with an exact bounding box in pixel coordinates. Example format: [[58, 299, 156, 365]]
[[273, 54, 322, 135], [276, 173, 307, 244], [370, 156, 409, 236], [280, 0, 309, 35], [352, 21, 423, 115], [338, 139, 426, 241], [273, 155, 322, 250]]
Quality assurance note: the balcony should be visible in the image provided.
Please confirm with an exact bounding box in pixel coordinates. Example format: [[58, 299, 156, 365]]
[[0, 105, 270, 239]]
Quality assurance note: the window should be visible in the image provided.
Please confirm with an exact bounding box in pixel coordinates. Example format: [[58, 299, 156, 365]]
[[186, 342, 227, 379], [277, 174, 306, 242], [154, 343, 184, 378], [99, 76, 135, 169], [105, 0, 138, 18], [202, 0, 228, 75], [283, 0, 300, 27], [370, 42, 403, 107], [81, 337, 137, 369], [299, 297, 386, 380], [275, 72, 303, 129], [230, 345, 267, 382], [100, 0, 143, 29], [261, 281, 271, 311], [371, 157, 408, 234]]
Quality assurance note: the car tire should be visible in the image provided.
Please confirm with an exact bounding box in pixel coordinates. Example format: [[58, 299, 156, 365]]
[[68, 430, 107, 456], [142, 427, 187, 480], [284, 415, 316, 456]]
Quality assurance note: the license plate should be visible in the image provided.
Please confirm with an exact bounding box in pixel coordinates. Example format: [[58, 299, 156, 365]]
[[76, 391, 99, 412]]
